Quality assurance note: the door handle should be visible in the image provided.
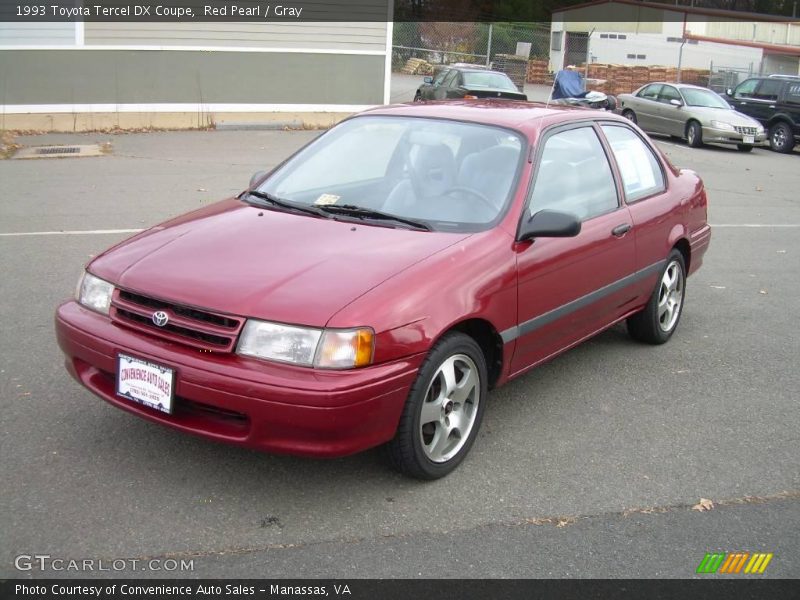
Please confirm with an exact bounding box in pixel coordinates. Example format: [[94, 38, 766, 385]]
[[612, 223, 632, 237]]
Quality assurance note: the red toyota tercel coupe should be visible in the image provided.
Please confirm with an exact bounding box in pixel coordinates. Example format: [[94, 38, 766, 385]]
[[56, 102, 711, 479]]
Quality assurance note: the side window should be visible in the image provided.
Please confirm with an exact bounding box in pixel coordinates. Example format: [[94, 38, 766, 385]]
[[658, 85, 682, 104], [530, 127, 619, 221], [442, 70, 459, 88], [754, 79, 782, 101], [734, 79, 759, 99], [786, 83, 800, 105], [637, 84, 662, 100], [601, 125, 665, 203], [433, 69, 450, 86]]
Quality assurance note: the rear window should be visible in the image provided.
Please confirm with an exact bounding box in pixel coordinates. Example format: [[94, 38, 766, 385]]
[[462, 72, 517, 91]]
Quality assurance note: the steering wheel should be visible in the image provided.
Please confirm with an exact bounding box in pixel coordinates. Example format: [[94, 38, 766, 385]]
[[443, 187, 496, 212]]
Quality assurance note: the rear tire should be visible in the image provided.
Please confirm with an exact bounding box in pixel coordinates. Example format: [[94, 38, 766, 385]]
[[627, 250, 686, 345], [386, 332, 487, 480], [686, 121, 703, 148], [622, 109, 637, 124], [769, 122, 794, 153], [737, 144, 754, 152]]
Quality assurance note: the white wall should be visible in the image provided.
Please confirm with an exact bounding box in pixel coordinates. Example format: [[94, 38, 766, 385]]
[[762, 53, 800, 75], [586, 32, 763, 70]]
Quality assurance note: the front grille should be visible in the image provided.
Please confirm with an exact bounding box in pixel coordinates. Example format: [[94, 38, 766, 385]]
[[734, 126, 758, 135], [110, 289, 244, 352], [119, 290, 239, 328]]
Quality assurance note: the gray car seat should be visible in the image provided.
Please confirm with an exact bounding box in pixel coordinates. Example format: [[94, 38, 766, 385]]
[[457, 145, 519, 210], [383, 143, 457, 218]]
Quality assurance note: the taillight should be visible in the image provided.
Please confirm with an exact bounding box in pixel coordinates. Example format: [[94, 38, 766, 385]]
[[464, 94, 478, 99]]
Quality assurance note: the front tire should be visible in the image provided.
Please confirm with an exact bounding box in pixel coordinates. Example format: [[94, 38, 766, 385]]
[[386, 332, 487, 480], [686, 121, 703, 148], [769, 122, 794, 153], [627, 250, 687, 345]]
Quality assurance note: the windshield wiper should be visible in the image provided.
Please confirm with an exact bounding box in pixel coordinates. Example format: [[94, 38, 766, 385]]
[[315, 204, 431, 231], [244, 190, 329, 218]]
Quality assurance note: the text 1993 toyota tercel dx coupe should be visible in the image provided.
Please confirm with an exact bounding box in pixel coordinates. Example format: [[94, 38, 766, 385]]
[[56, 102, 711, 479]]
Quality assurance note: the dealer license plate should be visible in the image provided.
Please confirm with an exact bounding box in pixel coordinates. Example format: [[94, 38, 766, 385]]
[[117, 353, 175, 414], [743, 135, 755, 144]]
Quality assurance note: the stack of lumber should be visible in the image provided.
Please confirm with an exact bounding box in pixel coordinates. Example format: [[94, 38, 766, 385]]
[[579, 63, 710, 95], [679, 68, 710, 86], [493, 54, 528, 91], [526, 59, 550, 84], [401, 58, 433, 75]]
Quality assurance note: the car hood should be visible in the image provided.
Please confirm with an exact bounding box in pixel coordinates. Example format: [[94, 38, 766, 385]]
[[89, 199, 469, 327], [687, 106, 761, 127]]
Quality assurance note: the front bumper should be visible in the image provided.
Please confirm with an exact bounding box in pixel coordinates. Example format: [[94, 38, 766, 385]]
[[55, 301, 423, 457], [701, 126, 766, 146]]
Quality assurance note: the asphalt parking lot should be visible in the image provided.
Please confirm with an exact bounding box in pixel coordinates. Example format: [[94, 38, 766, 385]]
[[1, 127, 798, 579]]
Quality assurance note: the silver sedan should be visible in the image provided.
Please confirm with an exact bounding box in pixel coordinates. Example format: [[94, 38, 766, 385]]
[[617, 82, 766, 151]]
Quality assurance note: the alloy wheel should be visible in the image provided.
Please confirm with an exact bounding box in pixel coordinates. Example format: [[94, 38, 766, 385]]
[[658, 260, 684, 332], [772, 125, 787, 149], [418, 354, 480, 463]]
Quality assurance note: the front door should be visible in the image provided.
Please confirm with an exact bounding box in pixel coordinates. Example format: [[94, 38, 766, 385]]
[[511, 123, 636, 375]]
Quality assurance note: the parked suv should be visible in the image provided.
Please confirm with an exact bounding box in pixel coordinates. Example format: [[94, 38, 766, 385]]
[[726, 77, 800, 153]]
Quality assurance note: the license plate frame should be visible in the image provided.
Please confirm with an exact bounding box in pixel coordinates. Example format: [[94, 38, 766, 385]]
[[116, 353, 175, 415], [743, 135, 755, 144]]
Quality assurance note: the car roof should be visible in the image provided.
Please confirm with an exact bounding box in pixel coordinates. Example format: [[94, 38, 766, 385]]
[[456, 67, 509, 76], [360, 101, 632, 134], [646, 82, 713, 90]]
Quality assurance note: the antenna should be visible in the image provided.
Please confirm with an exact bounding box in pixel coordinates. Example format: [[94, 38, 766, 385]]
[[546, 69, 557, 108]]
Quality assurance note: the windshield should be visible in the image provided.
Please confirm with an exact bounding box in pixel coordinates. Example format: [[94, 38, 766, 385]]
[[681, 88, 731, 109], [462, 72, 517, 91], [257, 116, 524, 232]]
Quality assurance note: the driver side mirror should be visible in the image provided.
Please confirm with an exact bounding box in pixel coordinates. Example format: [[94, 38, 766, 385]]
[[517, 209, 581, 242], [249, 171, 267, 189], [423, 76, 433, 84], [669, 98, 683, 107]]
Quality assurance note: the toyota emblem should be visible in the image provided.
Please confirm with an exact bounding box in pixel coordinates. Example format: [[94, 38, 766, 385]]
[[152, 311, 169, 327]]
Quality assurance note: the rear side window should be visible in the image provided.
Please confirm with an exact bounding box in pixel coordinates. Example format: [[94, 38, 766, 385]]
[[530, 127, 619, 221], [785, 83, 800, 105], [601, 125, 665, 203], [754, 79, 782, 101]]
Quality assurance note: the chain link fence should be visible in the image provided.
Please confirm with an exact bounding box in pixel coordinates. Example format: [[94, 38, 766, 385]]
[[707, 62, 760, 93], [392, 22, 550, 73]]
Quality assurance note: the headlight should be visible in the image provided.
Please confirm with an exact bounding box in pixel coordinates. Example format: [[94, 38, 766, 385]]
[[710, 120, 735, 131], [76, 272, 115, 315], [237, 320, 374, 369]]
